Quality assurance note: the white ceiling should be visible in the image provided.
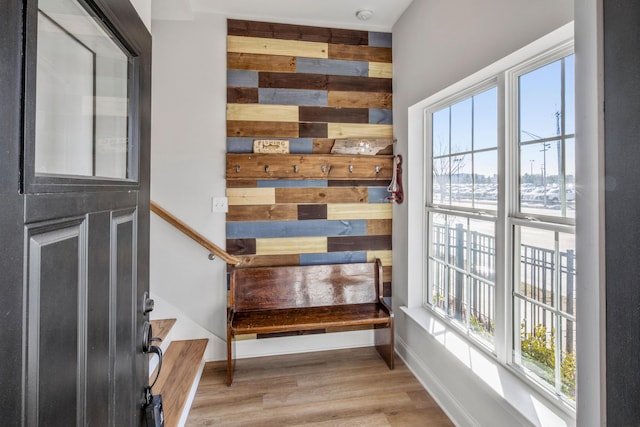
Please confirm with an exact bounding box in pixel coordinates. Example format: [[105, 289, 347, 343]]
[[151, 0, 414, 32]]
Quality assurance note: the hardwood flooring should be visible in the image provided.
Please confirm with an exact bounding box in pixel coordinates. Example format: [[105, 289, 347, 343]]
[[185, 347, 453, 426]]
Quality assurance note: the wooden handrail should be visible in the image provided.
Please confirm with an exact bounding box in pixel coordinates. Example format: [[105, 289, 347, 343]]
[[150, 200, 240, 265]]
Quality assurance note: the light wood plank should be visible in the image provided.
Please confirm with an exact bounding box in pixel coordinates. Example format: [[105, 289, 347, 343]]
[[327, 123, 393, 139], [327, 203, 392, 220], [228, 35, 328, 59], [367, 250, 393, 266], [369, 62, 393, 79], [227, 188, 276, 206], [255, 236, 327, 255], [185, 348, 453, 427], [227, 103, 299, 122]]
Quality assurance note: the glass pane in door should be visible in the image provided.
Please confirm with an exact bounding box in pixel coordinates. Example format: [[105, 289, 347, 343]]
[[36, 0, 131, 179]]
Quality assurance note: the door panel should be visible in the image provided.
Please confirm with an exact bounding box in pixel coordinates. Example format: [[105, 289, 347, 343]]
[[86, 211, 112, 424], [113, 210, 137, 426], [26, 219, 86, 426]]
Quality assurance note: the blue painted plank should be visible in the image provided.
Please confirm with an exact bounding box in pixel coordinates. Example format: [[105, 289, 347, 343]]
[[368, 187, 393, 203], [369, 108, 393, 124], [296, 58, 368, 77], [300, 251, 367, 265], [226, 219, 367, 239], [227, 70, 258, 87], [369, 32, 392, 48], [257, 179, 327, 188], [227, 137, 254, 153], [289, 138, 314, 153], [259, 88, 328, 106]]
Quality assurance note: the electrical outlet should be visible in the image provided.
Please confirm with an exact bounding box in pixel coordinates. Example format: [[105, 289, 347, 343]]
[[211, 197, 228, 213]]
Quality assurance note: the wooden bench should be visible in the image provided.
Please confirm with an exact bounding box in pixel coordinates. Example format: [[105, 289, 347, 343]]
[[226, 259, 394, 385]]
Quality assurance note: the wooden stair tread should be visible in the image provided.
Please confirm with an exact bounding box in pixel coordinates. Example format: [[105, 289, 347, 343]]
[[151, 339, 208, 427], [150, 318, 176, 342]]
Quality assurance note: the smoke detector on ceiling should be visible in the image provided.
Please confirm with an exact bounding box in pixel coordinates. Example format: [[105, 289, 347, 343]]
[[355, 9, 374, 21]]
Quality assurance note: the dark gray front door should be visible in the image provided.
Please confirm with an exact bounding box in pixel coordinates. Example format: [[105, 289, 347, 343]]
[[0, 1, 151, 425]]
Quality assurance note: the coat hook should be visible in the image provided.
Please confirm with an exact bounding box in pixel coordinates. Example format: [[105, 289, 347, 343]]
[[265, 165, 269, 173], [235, 165, 240, 173], [321, 164, 327, 173], [375, 165, 381, 174], [293, 164, 299, 173]]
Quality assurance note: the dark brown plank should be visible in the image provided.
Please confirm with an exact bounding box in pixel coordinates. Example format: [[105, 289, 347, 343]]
[[328, 75, 392, 93], [299, 122, 328, 138], [276, 187, 367, 204], [328, 44, 392, 63], [227, 205, 298, 221], [228, 19, 368, 45], [299, 106, 369, 124], [227, 87, 259, 104], [227, 120, 299, 138], [226, 179, 258, 188], [297, 204, 327, 220], [226, 238, 257, 255], [259, 72, 328, 90], [228, 52, 296, 72], [327, 235, 392, 252]]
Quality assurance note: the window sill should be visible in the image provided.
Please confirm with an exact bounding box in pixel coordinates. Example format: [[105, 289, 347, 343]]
[[399, 305, 576, 426]]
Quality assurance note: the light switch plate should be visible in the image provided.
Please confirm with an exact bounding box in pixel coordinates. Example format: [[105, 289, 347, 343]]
[[212, 197, 228, 213]]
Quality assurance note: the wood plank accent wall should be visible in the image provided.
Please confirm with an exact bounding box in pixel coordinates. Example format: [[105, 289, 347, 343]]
[[225, 20, 393, 331]]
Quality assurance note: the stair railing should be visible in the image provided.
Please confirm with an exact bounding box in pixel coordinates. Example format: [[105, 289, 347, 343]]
[[150, 200, 240, 265]]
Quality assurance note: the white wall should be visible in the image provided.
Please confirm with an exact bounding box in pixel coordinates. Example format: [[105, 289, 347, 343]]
[[129, 0, 151, 32], [150, 14, 230, 359], [392, 0, 574, 425]]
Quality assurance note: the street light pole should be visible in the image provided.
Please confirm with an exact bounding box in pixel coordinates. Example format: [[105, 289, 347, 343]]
[[540, 143, 550, 207]]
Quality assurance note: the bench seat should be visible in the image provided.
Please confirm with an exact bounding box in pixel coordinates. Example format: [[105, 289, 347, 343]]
[[230, 303, 391, 335]]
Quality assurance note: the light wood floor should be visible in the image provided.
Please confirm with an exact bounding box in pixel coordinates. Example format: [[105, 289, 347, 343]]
[[185, 347, 453, 426]]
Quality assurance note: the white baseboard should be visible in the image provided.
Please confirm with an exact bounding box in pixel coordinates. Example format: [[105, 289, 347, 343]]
[[396, 335, 478, 427]]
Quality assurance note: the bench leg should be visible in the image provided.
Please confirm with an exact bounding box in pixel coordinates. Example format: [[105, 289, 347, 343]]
[[227, 327, 235, 386], [374, 316, 394, 369]]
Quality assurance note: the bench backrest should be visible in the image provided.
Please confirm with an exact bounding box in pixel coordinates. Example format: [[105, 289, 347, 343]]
[[230, 261, 382, 311]]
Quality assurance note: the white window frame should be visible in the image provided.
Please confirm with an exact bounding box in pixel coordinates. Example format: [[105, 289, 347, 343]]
[[404, 23, 576, 418]]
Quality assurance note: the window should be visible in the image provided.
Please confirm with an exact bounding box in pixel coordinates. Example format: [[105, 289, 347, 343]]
[[428, 85, 498, 347], [511, 53, 576, 401], [425, 46, 576, 403], [28, 0, 137, 186]]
